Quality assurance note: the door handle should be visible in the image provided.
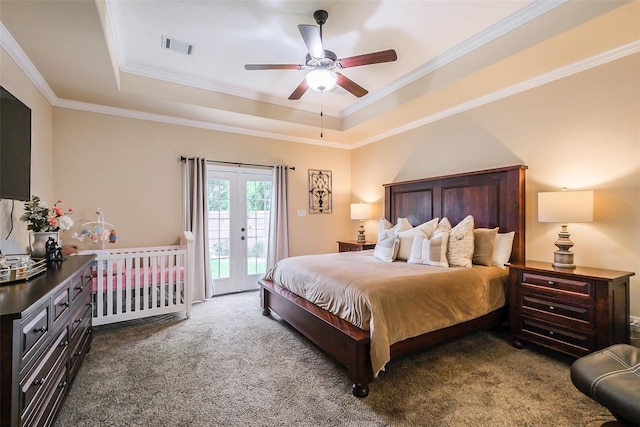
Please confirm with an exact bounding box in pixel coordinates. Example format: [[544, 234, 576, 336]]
[[241, 236, 245, 240], [241, 227, 246, 232]]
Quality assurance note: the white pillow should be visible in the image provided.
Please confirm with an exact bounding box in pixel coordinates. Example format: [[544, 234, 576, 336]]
[[493, 231, 515, 269], [408, 229, 449, 268], [373, 233, 400, 262], [396, 218, 439, 261], [447, 215, 475, 268], [377, 217, 413, 242]]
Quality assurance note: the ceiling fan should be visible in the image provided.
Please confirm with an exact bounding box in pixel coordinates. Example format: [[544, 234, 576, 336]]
[[244, 10, 398, 100]]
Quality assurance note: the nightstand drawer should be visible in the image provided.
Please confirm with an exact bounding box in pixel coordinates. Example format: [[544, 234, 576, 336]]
[[519, 317, 594, 355], [520, 293, 594, 326], [522, 273, 593, 299]]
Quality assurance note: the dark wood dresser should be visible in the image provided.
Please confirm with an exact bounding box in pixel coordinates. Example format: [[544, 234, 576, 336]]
[[509, 261, 634, 358], [0, 255, 95, 427]]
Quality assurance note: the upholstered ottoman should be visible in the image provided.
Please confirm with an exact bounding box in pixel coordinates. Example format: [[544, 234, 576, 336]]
[[570, 344, 640, 426]]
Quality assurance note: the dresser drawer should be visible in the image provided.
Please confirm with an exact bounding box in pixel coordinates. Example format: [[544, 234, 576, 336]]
[[69, 269, 92, 304], [520, 293, 595, 326], [69, 301, 92, 346], [52, 284, 71, 331], [518, 316, 594, 355], [19, 328, 68, 424], [19, 301, 50, 371], [521, 273, 593, 299]]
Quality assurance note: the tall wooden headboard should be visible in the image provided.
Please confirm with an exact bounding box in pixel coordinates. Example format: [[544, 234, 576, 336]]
[[384, 165, 527, 264]]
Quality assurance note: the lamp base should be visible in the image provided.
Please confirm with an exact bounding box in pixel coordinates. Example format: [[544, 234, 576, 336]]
[[552, 224, 576, 268], [357, 220, 366, 243], [552, 250, 575, 269]]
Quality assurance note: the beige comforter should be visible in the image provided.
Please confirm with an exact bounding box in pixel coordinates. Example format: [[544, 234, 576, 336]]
[[263, 250, 508, 376]]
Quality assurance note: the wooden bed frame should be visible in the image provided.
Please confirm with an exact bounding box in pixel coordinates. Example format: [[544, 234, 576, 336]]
[[259, 165, 527, 397]]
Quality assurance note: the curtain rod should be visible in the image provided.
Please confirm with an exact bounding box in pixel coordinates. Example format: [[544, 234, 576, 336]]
[[180, 156, 295, 171]]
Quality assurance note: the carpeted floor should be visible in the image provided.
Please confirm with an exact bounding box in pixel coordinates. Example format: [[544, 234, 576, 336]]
[[55, 292, 614, 426]]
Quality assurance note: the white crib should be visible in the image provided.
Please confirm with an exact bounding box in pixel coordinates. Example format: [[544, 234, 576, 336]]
[[89, 231, 195, 326]]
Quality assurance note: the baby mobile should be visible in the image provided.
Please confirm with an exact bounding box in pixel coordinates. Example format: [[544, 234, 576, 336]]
[[72, 208, 118, 250]]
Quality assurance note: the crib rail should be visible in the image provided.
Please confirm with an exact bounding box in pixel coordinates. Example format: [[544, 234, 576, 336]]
[[92, 231, 195, 326]]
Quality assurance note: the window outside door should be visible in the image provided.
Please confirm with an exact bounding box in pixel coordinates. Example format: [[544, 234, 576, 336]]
[[207, 166, 272, 295]]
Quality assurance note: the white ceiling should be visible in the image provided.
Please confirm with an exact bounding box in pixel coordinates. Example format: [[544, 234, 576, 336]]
[[0, 0, 636, 148]]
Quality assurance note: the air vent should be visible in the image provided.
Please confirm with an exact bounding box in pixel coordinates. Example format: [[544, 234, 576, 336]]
[[161, 36, 195, 56]]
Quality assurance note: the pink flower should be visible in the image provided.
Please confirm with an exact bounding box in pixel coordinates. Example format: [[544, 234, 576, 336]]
[[49, 218, 59, 227]]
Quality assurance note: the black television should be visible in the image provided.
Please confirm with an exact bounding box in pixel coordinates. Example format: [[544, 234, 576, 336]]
[[0, 86, 31, 201]]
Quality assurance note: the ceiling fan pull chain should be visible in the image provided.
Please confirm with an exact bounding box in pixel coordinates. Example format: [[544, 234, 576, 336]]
[[320, 93, 324, 138]]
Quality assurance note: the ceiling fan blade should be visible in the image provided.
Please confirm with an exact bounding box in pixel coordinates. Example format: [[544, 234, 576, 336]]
[[298, 24, 324, 58], [288, 79, 309, 100], [336, 73, 368, 98], [337, 49, 397, 68], [245, 64, 302, 70]]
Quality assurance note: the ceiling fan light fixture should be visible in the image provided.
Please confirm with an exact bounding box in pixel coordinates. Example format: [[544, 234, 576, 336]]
[[305, 69, 337, 92]]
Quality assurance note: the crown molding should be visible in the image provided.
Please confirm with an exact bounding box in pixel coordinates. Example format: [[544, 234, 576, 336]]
[[351, 39, 640, 149], [3, 17, 637, 151], [0, 21, 58, 105], [327, 0, 566, 118], [54, 98, 351, 150]]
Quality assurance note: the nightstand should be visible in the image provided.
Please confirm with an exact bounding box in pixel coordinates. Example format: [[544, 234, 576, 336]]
[[337, 240, 376, 252], [509, 261, 635, 358]]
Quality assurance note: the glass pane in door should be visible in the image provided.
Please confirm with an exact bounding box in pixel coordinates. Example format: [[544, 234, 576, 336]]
[[208, 177, 230, 279], [246, 180, 271, 275]]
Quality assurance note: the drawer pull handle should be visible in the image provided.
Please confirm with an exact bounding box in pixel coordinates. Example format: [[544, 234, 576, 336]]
[[60, 301, 70, 307], [33, 378, 45, 386], [549, 331, 554, 336], [60, 340, 69, 347], [549, 306, 555, 310], [34, 327, 47, 333], [87, 302, 93, 307], [58, 381, 68, 388], [548, 281, 555, 285], [75, 318, 83, 323], [75, 351, 83, 356], [75, 285, 84, 291]]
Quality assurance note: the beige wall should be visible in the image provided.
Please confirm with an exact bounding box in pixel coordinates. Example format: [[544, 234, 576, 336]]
[[352, 54, 640, 316], [51, 109, 351, 255], [0, 47, 54, 250]]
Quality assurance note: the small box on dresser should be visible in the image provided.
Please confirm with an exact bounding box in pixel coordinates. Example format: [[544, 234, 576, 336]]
[[0, 255, 95, 427], [509, 261, 635, 358]]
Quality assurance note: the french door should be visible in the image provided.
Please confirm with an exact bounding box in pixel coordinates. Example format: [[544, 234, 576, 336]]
[[207, 166, 272, 295]]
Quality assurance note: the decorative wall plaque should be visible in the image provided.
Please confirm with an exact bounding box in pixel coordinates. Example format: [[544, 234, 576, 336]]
[[308, 169, 332, 214]]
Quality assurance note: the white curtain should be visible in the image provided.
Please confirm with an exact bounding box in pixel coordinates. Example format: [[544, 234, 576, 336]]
[[182, 157, 213, 301], [267, 165, 290, 269]]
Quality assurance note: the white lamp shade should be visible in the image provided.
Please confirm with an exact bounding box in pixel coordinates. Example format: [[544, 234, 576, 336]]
[[305, 69, 337, 92], [350, 203, 372, 220], [538, 190, 593, 223]]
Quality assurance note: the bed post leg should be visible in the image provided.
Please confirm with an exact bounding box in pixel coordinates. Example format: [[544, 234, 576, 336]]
[[259, 284, 271, 316], [352, 384, 369, 398]]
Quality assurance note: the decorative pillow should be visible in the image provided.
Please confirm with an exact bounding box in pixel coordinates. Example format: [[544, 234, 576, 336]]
[[473, 228, 499, 266], [373, 233, 400, 262], [377, 218, 393, 242], [396, 218, 439, 261], [435, 217, 452, 234], [408, 229, 449, 268], [377, 217, 412, 242], [447, 215, 475, 268], [493, 231, 515, 269]]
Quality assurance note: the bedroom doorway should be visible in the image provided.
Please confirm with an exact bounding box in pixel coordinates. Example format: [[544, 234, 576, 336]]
[[207, 166, 272, 295]]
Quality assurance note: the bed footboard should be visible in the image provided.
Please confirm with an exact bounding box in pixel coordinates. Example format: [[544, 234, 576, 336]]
[[259, 279, 373, 397], [91, 231, 195, 326]]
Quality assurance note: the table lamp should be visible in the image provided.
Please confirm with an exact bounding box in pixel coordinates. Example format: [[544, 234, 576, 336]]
[[350, 203, 372, 243], [538, 190, 593, 268]]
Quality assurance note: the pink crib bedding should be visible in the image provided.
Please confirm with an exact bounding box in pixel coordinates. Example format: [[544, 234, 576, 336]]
[[92, 267, 185, 292]]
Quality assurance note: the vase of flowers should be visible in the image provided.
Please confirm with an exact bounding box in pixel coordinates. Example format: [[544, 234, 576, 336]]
[[21, 196, 74, 257]]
